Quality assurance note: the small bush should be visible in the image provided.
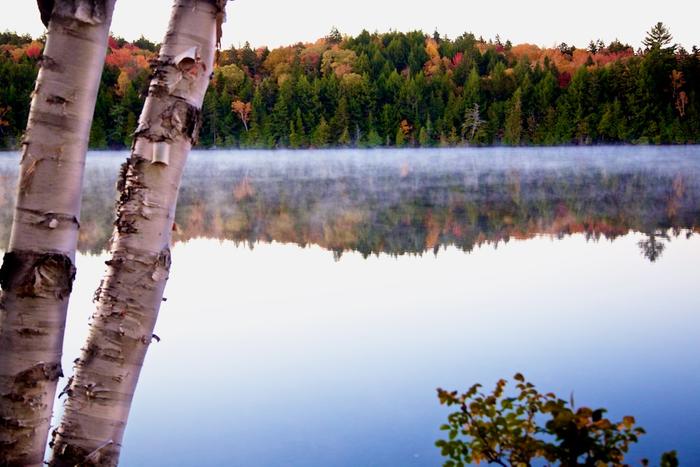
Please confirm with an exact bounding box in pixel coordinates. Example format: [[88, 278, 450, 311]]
[[436, 374, 678, 466]]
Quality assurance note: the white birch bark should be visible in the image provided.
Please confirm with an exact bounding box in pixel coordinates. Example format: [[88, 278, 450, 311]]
[[49, 1, 227, 465], [0, 2, 116, 465]]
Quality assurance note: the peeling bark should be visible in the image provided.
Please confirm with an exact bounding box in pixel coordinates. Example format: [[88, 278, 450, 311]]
[[49, 1, 228, 465], [0, 1, 116, 465], [0, 251, 76, 299]]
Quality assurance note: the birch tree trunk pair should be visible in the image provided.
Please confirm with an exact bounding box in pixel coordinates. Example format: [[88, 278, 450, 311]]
[[1, 0, 227, 465], [0, 2, 116, 465]]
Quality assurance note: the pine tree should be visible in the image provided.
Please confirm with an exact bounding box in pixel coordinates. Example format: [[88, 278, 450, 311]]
[[418, 126, 429, 146], [395, 126, 405, 146], [289, 121, 299, 148], [289, 109, 305, 148], [331, 95, 350, 141], [643, 22, 674, 52], [464, 67, 480, 107], [338, 126, 351, 146], [311, 116, 330, 147], [366, 128, 383, 147], [504, 88, 523, 145]]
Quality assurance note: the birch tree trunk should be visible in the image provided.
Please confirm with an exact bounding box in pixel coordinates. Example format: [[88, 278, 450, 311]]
[[0, 2, 116, 465], [49, 1, 227, 465]]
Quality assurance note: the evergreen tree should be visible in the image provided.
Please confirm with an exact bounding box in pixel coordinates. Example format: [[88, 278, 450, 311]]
[[504, 88, 523, 145], [643, 22, 674, 52], [418, 126, 429, 145], [464, 67, 481, 107], [339, 126, 351, 146], [311, 116, 330, 147], [366, 128, 383, 146], [289, 121, 300, 148], [395, 125, 405, 146], [331, 95, 350, 141], [290, 109, 306, 147]]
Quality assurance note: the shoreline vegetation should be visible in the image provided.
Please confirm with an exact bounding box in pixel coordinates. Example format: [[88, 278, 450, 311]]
[[1, 24, 699, 150]]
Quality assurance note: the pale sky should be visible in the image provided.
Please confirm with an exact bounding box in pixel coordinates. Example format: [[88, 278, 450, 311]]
[[1, 0, 697, 50]]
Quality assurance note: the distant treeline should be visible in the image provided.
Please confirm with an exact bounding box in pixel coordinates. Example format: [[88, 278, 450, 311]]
[[1, 24, 699, 149]]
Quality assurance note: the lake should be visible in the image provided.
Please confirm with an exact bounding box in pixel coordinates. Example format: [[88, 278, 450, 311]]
[[1, 146, 699, 466]]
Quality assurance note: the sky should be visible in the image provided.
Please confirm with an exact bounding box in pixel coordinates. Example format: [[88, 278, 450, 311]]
[[0, 0, 697, 50]]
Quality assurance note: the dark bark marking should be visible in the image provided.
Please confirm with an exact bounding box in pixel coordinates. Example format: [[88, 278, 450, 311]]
[[46, 94, 69, 106], [115, 158, 130, 194], [16, 328, 49, 338], [98, 347, 124, 364], [147, 59, 170, 90], [156, 247, 172, 270], [92, 278, 105, 303], [114, 158, 144, 234], [16, 207, 80, 230], [162, 98, 202, 144], [114, 219, 137, 234], [58, 377, 74, 399], [148, 82, 169, 99], [0, 415, 24, 430], [134, 97, 202, 144], [1, 392, 25, 404], [18, 159, 38, 195], [50, 441, 120, 467], [29, 109, 80, 131], [49, 427, 58, 449], [14, 362, 63, 388], [147, 60, 174, 97], [39, 54, 61, 72], [0, 251, 76, 299], [53, 0, 108, 25], [149, 247, 171, 283], [78, 343, 97, 367], [103, 258, 120, 268]]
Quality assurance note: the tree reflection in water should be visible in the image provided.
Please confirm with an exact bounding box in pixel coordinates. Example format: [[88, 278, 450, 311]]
[[637, 233, 669, 262], [1, 149, 699, 262]]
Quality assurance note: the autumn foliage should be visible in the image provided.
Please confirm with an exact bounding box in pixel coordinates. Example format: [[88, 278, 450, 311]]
[[436, 374, 679, 466], [0, 25, 699, 149]]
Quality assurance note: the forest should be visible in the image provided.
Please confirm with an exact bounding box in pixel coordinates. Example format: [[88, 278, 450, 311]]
[[1, 23, 699, 150]]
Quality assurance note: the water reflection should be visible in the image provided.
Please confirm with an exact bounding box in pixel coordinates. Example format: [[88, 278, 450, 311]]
[[637, 233, 669, 262], [47, 235, 700, 466], [1, 147, 699, 261]]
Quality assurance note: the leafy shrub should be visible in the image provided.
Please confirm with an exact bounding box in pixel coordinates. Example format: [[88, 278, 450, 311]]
[[436, 374, 678, 466]]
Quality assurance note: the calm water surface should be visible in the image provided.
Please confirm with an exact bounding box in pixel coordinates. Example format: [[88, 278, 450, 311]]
[[1, 147, 699, 466]]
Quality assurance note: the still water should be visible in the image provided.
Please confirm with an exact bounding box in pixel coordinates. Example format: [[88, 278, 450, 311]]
[[1, 147, 699, 466]]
